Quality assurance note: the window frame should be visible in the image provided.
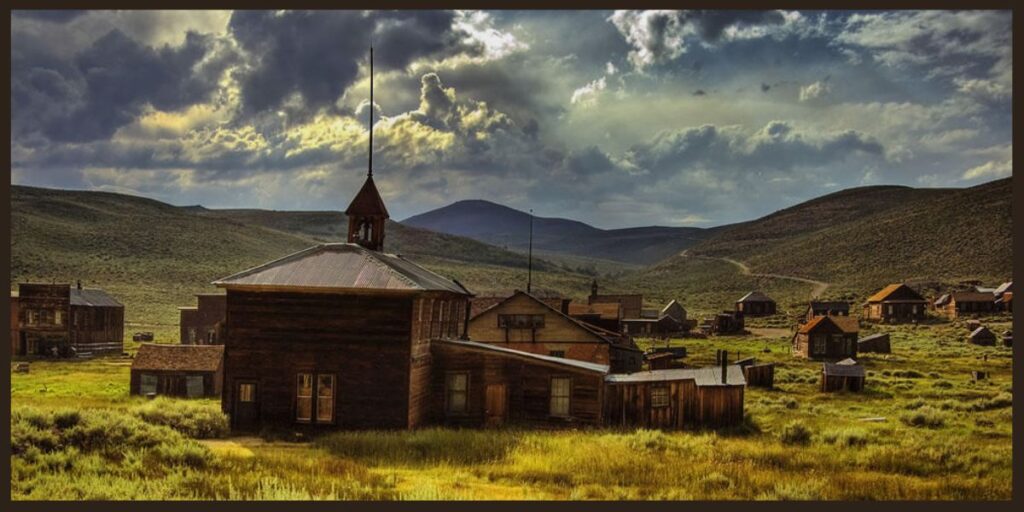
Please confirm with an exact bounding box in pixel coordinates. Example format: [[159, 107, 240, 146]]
[[813, 335, 827, 355], [296, 373, 314, 423], [185, 375, 205, 398], [549, 376, 572, 418], [445, 372, 470, 415], [238, 382, 256, 403], [140, 373, 158, 395], [650, 386, 670, 408], [316, 374, 335, 425]]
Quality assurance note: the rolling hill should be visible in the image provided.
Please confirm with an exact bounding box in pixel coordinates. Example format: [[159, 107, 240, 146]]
[[9, 186, 600, 328], [402, 199, 714, 265]]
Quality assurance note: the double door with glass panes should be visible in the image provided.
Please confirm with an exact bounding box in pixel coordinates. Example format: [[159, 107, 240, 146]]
[[296, 373, 335, 425]]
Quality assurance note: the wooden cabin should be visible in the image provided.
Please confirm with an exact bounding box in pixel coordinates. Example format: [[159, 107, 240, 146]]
[[821, 360, 865, 392], [660, 299, 687, 324], [10, 292, 19, 356], [178, 293, 226, 344], [937, 291, 996, 319], [863, 284, 928, 323], [857, 332, 891, 353], [792, 315, 859, 360], [806, 301, 850, 321], [130, 344, 224, 398], [12, 282, 124, 357], [604, 363, 746, 429], [968, 326, 996, 346], [567, 301, 622, 333], [645, 350, 685, 370], [468, 290, 642, 373], [430, 338, 607, 427], [703, 310, 745, 335], [742, 363, 775, 388], [215, 172, 474, 432], [735, 291, 776, 316], [588, 280, 643, 319], [995, 290, 1013, 313], [622, 315, 683, 337]]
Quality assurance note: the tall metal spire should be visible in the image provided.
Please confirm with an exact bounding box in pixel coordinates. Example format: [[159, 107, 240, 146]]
[[368, 46, 373, 177], [527, 209, 534, 294]]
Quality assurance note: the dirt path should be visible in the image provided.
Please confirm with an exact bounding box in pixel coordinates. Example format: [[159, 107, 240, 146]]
[[679, 250, 831, 299]]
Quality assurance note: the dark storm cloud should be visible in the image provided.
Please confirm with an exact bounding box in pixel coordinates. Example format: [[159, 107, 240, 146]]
[[14, 10, 88, 23], [228, 10, 476, 118], [12, 28, 236, 143]]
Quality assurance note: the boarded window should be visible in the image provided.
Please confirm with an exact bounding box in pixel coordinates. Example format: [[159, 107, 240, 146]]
[[296, 373, 313, 422], [651, 386, 670, 408], [186, 375, 204, 398], [813, 336, 826, 354], [550, 377, 571, 417], [140, 374, 157, 395], [316, 374, 335, 424], [238, 383, 255, 402], [446, 373, 468, 414]]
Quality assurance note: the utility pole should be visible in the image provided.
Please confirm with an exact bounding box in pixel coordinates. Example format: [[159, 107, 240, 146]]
[[527, 209, 534, 294]]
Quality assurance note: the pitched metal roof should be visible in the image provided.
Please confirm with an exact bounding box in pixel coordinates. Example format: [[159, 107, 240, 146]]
[[798, 315, 859, 334], [859, 332, 889, 343], [70, 288, 122, 307], [436, 338, 609, 374], [823, 362, 865, 377], [866, 283, 926, 303], [970, 326, 995, 338], [737, 291, 774, 303], [994, 281, 1013, 295], [567, 302, 621, 320], [212, 243, 471, 295], [344, 175, 389, 217], [132, 343, 224, 372], [605, 365, 746, 387]]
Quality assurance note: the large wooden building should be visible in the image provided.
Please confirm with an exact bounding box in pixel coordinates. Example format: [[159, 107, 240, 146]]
[[178, 293, 226, 344], [588, 280, 644, 319], [863, 283, 928, 323], [11, 282, 124, 357], [806, 301, 850, 321], [567, 302, 622, 333], [131, 343, 224, 398], [934, 291, 996, 319], [468, 290, 642, 373], [792, 315, 859, 359], [735, 291, 777, 316]]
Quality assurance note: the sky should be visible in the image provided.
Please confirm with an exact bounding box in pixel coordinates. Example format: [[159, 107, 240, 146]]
[[10, 10, 1013, 228]]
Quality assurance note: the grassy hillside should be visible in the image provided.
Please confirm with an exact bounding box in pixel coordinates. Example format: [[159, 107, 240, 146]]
[[9, 186, 596, 334]]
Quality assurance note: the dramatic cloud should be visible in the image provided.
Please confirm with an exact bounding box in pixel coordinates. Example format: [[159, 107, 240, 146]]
[[9, 10, 1013, 228]]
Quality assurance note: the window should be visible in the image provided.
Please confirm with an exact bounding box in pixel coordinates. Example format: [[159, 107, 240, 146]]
[[140, 374, 157, 395], [296, 373, 313, 422], [206, 330, 216, 343], [651, 387, 670, 408], [317, 374, 335, 424], [550, 377, 571, 417], [498, 314, 545, 329], [813, 335, 826, 354], [238, 383, 256, 402], [27, 310, 37, 326], [54, 310, 63, 326], [186, 375, 204, 398], [188, 328, 197, 344], [549, 350, 565, 358], [446, 373, 468, 414]]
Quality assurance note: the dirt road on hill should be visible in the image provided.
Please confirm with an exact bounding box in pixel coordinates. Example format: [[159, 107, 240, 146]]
[[678, 250, 831, 299]]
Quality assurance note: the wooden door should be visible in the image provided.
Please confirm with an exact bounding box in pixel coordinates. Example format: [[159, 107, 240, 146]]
[[485, 384, 508, 426], [233, 381, 259, 431]]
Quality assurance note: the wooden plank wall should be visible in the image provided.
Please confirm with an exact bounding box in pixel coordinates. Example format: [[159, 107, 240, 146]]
[[697, 386, 745, 427], [743, 364, 775, 388]]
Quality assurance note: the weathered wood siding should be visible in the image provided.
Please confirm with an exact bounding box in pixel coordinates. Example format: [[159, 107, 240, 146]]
[[604, 381, 694, 429], [70, 305, 124, 353], [743, 363, 775, 388], [697, 385, 745, 427], [821, 374, 865, 392]]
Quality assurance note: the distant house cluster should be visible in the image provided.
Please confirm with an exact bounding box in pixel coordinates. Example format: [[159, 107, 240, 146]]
[[9, 281, 124, 358]]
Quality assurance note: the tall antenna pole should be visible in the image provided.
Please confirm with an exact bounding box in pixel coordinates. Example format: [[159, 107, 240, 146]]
[[527, 209, 534, 294], [368, 46, 373, 177]]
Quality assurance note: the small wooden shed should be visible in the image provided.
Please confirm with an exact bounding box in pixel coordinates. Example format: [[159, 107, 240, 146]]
[[821, 360, 865, 392], [968, 326, 996, 346], [736, 291, 777, 316], [130, 344, 224, 398], [604, 364, 746, 429], [742, 363, 775, 388], [857, 332, 891, 353]]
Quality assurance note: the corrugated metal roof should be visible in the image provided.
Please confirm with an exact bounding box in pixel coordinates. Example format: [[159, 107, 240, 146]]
[[605, 365, 746, 387], [994, 281, 1012, 295], [970, 326, 994, 338], [70, 288, 122, 307], [859, 333, 889, 343], [436, 338, 609, 374], [132, 343, 224, 372], [212, 243, 471, 295], [737, 291, 774, 303]]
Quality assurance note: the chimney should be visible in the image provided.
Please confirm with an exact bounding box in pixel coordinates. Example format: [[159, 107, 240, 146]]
[[76, 280, 82, 290], [721, 349, 728, 384]]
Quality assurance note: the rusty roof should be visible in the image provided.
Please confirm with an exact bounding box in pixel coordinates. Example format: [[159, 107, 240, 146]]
[[344, 175, 389, 217], [132, 343, 224, 372], [212, 243, 470, 295], [798, 315, 859, 334], [568, 302, 621, 320], [605, 365, 746, 387], [70, 288, 122, 307], [866, 283, 926, 303]]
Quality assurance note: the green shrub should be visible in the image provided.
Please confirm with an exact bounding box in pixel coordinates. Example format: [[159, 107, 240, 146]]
[[700, 472, 733, 491], [625, 429, 668, 452], [893, 370, 925, 379], [900, 406, 947, 428], [133, 398, 229, 439], [822, 428, 870, 447], [779, 421, 812, 445], [53, 409, 82, 429]]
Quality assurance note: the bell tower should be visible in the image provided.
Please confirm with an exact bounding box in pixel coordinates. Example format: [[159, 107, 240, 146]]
[[346, 46, 389, 251]]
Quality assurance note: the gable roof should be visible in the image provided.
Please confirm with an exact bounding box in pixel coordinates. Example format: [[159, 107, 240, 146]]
[[809, 301, 850, 310], [970, 326, 995, 338], [70, 288, 122, 307], [737, 291, 774, 303], [471, 290, 613, 344], [212, 243, 470, 295], [823, 361, 865, 378], [604, 365, 746, 387], [994, 281, 1013, 295], [859, 332, 889, 343], [435, 338, 609, 374], [660, 299, 686, 314], [951, 291, 996, 303], [866, 283, 926, 303], [132, 344, 224, 372], [344, 175, 389, 217], [798, 315, 859, 334]]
